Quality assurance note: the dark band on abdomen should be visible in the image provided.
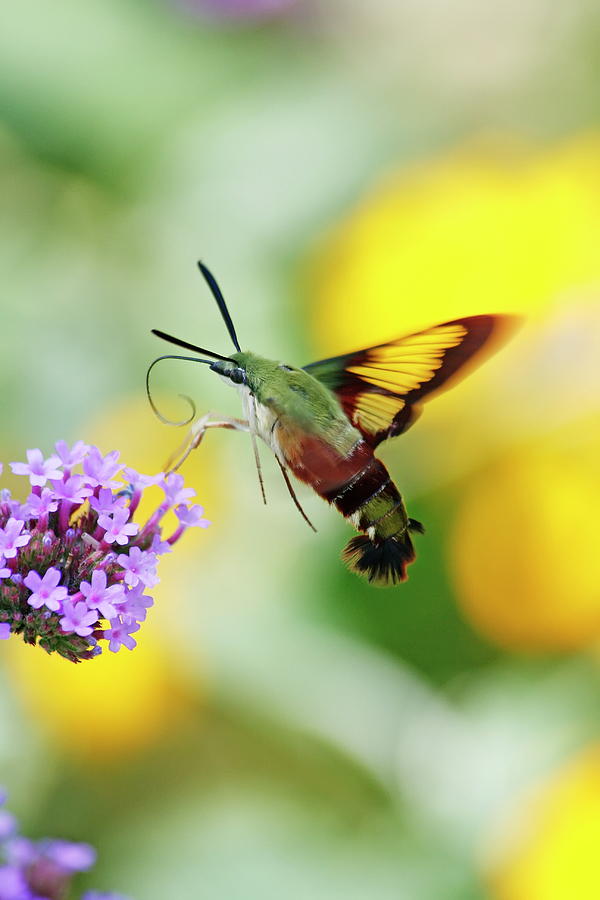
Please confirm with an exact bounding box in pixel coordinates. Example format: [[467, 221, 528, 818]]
[[323, 458, 391, 518]]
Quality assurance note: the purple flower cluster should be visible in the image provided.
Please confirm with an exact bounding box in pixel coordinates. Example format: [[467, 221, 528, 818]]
[[0, 789, 130, 900], [0, 442, 209, 662]]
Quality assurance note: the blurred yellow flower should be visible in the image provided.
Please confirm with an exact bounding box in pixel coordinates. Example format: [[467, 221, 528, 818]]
[[311, 134, 600, 352], [309, 135, 600, 494], [450, 418, 600, 651], [486, 747, 600, 900], [2, 395, 224, 759], [3, 634, 191, 760]]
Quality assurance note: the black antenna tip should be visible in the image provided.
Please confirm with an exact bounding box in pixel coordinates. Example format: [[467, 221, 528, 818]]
[[197, 261, 213, 283], [196, 261, 242, 353]]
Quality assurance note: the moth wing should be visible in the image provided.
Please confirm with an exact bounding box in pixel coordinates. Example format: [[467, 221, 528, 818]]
[[304, 315, 513, 446]]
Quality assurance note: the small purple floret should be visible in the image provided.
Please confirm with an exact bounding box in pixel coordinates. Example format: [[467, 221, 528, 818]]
[[44, 839, 96, 872], [24, 568, 68, 613], [175, 503, 211, 528], [116, 547, 158, 588], [83, 448, 122, 488], [21, 489, 59, 520], [0, 520, 31, 559], [161, 473, 195, 508], [106, 617, 140, 653], [120, 582, 154, 623], [98, 508, 139, 546], [55, 439, 90, 468], [10, 448, 63, 487], [3, 836, 36, 868], [50, 475, 93, 505], [89, 488, 127, 517], [79, 570, 125, 620], [59, 601, 98, 638], [150, 534, 172, 556], [122, 467, 163, 489]]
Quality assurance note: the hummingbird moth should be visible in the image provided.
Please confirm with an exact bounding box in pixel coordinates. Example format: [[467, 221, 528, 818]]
[[148, 263, 514, 586]]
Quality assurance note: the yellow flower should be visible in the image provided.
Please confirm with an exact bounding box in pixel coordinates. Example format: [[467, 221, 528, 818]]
[[3, 635, 191, 760], [486, 747, 600, 900], [309, 133, 600, 497], [450, 417, 600, 651], [311, 134, 600, 353]]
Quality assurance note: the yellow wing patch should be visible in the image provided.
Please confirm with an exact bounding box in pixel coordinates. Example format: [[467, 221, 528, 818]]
[[305, 316, 509, 445]]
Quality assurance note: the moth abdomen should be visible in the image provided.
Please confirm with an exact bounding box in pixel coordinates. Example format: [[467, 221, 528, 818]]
[[321, 454, 421, 585]]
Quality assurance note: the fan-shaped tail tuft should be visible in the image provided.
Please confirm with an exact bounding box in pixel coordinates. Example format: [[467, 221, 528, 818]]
[[408, 518, 425, 535], [342, 531, 417, 587]]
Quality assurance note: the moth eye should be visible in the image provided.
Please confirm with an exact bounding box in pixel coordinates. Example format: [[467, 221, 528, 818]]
[[230, 367, 245, 385]]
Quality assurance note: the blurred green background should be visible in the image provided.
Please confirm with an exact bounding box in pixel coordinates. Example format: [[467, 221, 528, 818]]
[[1, 0, 600, 898]]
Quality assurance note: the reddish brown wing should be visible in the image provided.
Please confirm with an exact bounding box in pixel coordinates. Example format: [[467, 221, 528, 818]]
[[304, 315, 512, 446]]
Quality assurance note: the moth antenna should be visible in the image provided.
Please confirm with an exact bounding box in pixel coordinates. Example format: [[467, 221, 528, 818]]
[[146, 353, 212, 426], [248, 394, 267, 505], [197, 261, 242, 352], [250, 431, 267, 506], [152, 329, 235, 363], [275, 458, 317, 533]]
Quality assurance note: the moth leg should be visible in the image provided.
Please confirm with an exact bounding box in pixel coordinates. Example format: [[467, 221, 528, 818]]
[[275, 457, 317, 533], [165, 414, 249, 474]]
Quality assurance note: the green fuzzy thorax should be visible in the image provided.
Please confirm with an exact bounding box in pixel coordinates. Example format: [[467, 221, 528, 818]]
[[232, 351, 351, 437]]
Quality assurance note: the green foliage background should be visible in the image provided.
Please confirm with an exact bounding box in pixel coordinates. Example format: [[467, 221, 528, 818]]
[[1, 1, 599, 898]]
